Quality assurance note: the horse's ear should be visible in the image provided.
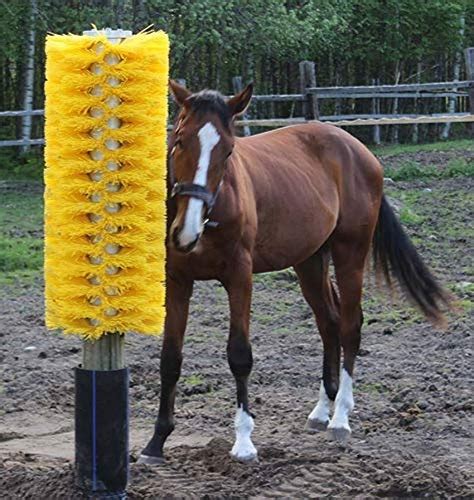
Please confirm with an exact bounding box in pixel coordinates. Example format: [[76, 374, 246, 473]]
[[227, 82, 253, 117], [169, 79, 192, 106]]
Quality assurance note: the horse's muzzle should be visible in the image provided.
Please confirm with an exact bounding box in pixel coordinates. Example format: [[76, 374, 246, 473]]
[[171, 226, 200, 253]]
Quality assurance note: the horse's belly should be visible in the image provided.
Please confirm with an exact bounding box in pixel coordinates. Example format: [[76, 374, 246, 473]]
[[252, 213, 336, 273]]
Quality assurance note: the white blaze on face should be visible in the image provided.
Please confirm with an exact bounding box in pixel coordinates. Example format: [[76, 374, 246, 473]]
[[328, 368, 354, 432], [178, 122, 220, 248]]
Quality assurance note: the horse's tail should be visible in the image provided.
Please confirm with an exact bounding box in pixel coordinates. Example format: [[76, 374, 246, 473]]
[[372, 195, 451, 325]]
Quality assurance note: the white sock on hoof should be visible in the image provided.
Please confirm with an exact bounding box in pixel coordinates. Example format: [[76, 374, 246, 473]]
[[231, 405, 257, 461], [328, 368, 354, 432], [308, 381, 331, 424]]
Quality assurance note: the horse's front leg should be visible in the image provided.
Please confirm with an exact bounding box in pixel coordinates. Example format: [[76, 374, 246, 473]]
[[138, 276, 193, 464], [223, 259, 257, 462]]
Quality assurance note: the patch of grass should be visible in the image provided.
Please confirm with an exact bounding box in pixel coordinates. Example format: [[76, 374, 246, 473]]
[[0, 185, 43, 284], [443, 158, 474, 178], [383, 158, 474, 182], [356, 382, 389, 395], [0, 237, 43, 272], [181, 374, 205, 386], [371, 139, 474, 157], [399, 206, 424, 225], [0, 269, 42, 289], [457, 300, 473, 314]]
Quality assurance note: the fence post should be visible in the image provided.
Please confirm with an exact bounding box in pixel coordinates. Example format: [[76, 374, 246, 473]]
[[464, 48, 474, 136], [299, 61, 319, 120], [371, 79, 381, 144], [232, 76, 251, 136], [20, 0, 37, 154]]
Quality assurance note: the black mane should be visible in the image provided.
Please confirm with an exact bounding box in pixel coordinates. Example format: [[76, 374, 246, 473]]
[[187, 90, 231, 128]]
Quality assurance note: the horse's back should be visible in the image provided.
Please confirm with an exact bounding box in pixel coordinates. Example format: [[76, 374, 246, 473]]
[[239, 122, 383, 185], [233, 123, 384, 271]]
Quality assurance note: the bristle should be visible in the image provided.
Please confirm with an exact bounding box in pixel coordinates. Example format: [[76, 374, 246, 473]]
[[44, 32, 169, 339]]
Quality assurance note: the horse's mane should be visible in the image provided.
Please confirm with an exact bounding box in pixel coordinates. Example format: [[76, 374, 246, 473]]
[[187, 90, 231, 128]]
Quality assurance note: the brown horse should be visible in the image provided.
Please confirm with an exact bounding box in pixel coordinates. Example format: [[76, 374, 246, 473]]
[[139, 81, 449, 464]]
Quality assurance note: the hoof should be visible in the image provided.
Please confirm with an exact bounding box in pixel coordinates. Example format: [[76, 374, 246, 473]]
[[230, 450, 258, 464], [328, 426, 351, 445], [305, 418, 329, 432], [136, 454, 166, 465]]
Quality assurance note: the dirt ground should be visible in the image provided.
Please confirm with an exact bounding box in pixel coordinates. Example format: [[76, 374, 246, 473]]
[[0, 150, 473, 499]]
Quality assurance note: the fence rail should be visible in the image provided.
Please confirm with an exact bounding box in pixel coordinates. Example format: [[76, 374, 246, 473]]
[[0, 109, 45, 118], [1, 51, 473, 147], [307, 80, 472, 95], [237, 113, 474, 128]]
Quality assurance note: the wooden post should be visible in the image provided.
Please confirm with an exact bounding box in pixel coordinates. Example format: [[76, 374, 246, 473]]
[[232, 76, 251, 136], [464, 48, 474, 137], [83, 334, 125, 370], [81, 28, 132, 371], [372, 79, 381, 144], [299, 61, 319, 120]]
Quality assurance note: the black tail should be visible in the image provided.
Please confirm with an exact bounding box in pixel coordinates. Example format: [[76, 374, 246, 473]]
[[373, 195, 451, 325]]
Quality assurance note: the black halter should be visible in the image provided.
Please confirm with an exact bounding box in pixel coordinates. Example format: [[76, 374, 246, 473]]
[[168, 148, 225, 229], [168, 132, 233, 229], [170, 180, 222, 228]]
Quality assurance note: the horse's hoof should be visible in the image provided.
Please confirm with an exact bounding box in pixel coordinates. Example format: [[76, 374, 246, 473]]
[[230, 450, 259, 464], [328, 426, 351, 445], [136, 454, 166, 465], [305, 418, 329, 432]]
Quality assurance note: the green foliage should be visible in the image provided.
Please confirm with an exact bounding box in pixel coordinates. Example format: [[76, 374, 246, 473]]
[[0, 150, 44, 181], [0, 0, 472, 165]]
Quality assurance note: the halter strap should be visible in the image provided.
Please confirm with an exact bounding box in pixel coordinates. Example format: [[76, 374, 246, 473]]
[[170, 180, 223, 228], [170, 182, 216, 209], [167, 146, 232, 228]]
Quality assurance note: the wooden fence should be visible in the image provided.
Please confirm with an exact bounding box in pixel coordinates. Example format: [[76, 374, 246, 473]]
[[1, 48, 473, 148]]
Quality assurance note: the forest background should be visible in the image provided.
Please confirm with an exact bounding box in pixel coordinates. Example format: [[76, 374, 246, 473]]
[[1, 0, 473, 152]]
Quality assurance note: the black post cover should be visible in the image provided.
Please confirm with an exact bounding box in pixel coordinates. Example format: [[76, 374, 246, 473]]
[[75, 367, 129, 498]]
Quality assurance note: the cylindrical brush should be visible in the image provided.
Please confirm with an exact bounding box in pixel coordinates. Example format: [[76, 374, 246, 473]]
[[44, 30, 169, 339]]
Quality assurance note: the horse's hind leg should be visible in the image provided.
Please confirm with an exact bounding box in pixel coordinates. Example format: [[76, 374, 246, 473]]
[[327, 233, 371, 443], [294, 244, 341, 431]]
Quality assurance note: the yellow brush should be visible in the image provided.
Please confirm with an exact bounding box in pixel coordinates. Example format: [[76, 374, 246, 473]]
[[44, 31, 169, 338]]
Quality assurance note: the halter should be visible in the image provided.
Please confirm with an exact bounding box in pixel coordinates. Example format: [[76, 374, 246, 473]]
[[169, 179, 222, 228], [168, 149, 229, 229]]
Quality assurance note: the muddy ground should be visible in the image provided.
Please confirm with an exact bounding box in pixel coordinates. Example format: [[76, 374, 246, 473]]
[[0, 150, 473, 498]]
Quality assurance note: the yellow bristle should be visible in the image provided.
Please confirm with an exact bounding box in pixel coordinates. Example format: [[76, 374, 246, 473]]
[[44, 32, 169, 339]]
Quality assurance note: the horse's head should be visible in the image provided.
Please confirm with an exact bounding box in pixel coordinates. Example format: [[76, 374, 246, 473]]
[[168, 80, 253, 253]]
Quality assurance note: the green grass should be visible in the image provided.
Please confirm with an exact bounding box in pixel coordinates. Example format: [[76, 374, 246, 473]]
[[398, 206, 423, 225], [181, 374, 205, 386], [0, 187, 43, 284], [0, 138, 471, 291], [383, 158, 474, 182], [355, 382, 389, 395], [371, 139, 474, 157]]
